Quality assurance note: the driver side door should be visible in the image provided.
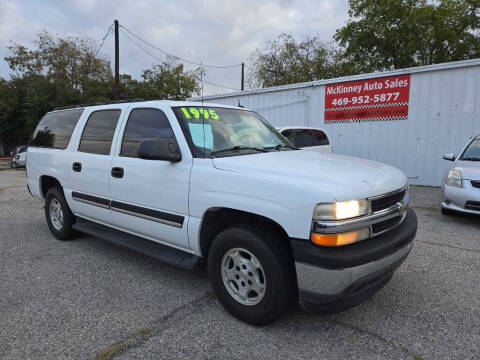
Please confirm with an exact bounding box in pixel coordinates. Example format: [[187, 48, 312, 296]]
[[109, 107, 191, 250]]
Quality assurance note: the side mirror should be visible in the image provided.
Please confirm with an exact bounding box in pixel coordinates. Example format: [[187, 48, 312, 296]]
[[443, 153, 456, 161], [137, 138, 182, 162]]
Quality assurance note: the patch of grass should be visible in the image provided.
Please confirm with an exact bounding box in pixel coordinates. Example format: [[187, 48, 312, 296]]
[[90, 327, 152, 360], [90, 343, 129, 360], [135, 328, 151, 337]]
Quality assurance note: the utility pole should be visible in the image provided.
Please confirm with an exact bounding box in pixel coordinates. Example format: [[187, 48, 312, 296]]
[[241, 62, 245, 91], [114, 19, 120, 100]]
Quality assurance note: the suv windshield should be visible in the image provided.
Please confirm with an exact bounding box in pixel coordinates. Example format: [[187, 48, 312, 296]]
[[173, 106, 294, 157], [461, 138, 480, 161]]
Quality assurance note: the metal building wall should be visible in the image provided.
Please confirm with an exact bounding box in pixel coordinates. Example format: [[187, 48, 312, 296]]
[[194, 60, 480, 186]]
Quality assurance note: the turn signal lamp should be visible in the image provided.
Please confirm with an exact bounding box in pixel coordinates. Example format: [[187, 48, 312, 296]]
[[310, 228, 370, 247]]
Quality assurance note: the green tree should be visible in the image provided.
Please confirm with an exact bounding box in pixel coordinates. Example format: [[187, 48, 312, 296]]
[[1, 32, 200, 151], [335, 0, 480, 72], [249, 33, 352, 88], [5, 31, 112, 100], [120, 60, 200, 100]]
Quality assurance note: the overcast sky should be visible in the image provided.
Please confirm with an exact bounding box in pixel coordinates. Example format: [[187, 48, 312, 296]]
[[0, 0, 349, 95]]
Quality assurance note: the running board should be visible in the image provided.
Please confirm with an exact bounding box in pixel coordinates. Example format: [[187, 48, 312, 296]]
[[73, 218, 202, 270]]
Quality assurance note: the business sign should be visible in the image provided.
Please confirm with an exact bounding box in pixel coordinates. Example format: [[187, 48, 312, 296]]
[[324, 74, 410, 123]]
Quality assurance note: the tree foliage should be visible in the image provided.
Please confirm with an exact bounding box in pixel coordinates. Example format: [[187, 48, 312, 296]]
[[0, 32, 200, 151], [249, 33, 353, 88], [334, 0, 480, 72], [249, 1, 480, 87], [119, 60, 200, 100]]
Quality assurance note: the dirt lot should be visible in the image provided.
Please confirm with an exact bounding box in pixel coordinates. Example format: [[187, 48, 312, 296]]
[[0, 167, 479, 360]]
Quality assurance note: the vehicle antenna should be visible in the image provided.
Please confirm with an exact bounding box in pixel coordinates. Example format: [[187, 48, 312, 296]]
[[201, 63, 206, 159]]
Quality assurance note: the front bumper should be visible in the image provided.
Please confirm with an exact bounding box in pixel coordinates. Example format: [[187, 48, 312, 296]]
[[12, 159, 25, 167], [291, 208, 417, 313], [442, 181, 480, 215]]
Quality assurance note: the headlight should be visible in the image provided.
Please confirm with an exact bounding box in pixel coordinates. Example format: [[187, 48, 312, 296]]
[[446, 169, 462, 188], [313, 199, 370, 220]]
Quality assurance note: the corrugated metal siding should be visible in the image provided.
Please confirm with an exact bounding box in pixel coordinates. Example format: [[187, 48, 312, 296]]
[[194, 60, 480, 186]]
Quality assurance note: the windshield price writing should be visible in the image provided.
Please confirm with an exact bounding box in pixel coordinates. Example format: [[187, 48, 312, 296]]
[[181, 107, 219, 120]]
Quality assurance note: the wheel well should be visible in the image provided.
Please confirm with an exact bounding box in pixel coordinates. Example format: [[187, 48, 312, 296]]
[[40, 176, 62, 198], [199, 207, 291, 257]]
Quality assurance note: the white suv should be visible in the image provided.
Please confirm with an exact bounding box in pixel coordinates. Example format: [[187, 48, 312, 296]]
[[27, 100, 417, 325]]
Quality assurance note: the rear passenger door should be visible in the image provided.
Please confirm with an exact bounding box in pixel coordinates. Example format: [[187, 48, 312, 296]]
[[68, 109, 122, 225], [109, 107, 191, 250]]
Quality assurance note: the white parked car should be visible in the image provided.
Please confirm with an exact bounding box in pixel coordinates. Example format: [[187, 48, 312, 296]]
[[27, 100, 417, 325], [10, 145, 27, 168], [277, 127, 332, 152], [441, 135, 480, 215]]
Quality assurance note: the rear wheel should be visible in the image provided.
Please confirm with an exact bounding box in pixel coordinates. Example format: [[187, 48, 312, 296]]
[[208, 223, 296, 325], [45, 187, 76, 240]]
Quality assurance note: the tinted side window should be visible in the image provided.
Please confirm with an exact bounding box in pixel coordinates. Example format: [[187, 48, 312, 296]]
[[120, 108, 174, 158], [292, 130, 314, 147], [281, 130, 296, 145], [30, 109, 84, 149], [311, 130, 329, 146], [78, 110, 121, 155]]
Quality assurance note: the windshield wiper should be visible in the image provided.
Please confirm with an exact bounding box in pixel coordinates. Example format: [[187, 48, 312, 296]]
[[210, 146, 268, 156], [463, 157, 480, 161], [262, 144, 298, 151]]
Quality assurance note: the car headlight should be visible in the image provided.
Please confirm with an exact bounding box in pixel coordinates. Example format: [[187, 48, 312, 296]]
[[446, 169, 462, 188], [313, 199, 371, 221]]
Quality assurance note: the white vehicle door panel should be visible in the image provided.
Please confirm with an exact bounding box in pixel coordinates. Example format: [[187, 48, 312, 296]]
[[109, 106, 191, 250], [68, 108, 123, 225]]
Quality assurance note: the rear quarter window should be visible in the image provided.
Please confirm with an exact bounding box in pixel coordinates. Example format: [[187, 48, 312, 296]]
[[30, 109, 84, 149]]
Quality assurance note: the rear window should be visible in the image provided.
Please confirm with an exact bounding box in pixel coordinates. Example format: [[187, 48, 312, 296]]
[[281, 129, 313, 147], [30, 109, 84, 149], [311, 129, 329, 146], [281, 129, 329, 147]]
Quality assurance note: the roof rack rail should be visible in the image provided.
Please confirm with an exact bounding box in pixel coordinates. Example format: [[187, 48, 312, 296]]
[[53, 98, 147, 111]]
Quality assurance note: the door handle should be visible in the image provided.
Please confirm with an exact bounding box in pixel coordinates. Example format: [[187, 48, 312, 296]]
[[72, 162, 82, 172], [111, 167, 124, 178]]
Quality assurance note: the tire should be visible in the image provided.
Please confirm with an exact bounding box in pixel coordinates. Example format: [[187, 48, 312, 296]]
[[208, 223, 297, 325], [441, 207, 456, 216], [45, 187, 76, 240]]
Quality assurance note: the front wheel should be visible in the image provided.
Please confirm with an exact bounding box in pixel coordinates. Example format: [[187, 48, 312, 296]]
[[208, 223, 297, 325]]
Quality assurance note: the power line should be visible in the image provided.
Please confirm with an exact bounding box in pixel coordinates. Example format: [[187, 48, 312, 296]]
[[96, 22, 113, 56], [119, 28, 239, 91], [119, 24, 242, 69]]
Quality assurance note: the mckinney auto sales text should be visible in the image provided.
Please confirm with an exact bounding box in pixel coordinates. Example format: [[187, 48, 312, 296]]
[[327, 78, 409, 95]]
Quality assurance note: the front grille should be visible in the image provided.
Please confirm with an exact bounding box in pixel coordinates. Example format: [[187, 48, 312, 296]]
[[471, 181, 480, 189], [372, 216, 402, 235], [371, 188, 407, 212], [465, 201, 480, 211]]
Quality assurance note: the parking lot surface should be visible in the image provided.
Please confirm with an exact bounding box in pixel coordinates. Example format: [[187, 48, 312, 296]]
[[0, 167, 479, 360]]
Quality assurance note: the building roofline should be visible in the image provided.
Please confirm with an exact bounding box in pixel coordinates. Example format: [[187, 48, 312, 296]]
[[191, 58, 480, 101]]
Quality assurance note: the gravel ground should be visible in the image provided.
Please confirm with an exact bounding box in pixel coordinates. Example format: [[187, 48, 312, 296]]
[[0, 167, 479, 360]]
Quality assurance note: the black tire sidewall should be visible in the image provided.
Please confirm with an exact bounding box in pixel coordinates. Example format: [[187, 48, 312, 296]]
[[208, 225, 295, 325], [45, 187, 75, 240]]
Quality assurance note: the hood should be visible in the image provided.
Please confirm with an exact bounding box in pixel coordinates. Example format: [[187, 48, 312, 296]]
[[212, 150, 407, 201], [454, 160, 480, 180]]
